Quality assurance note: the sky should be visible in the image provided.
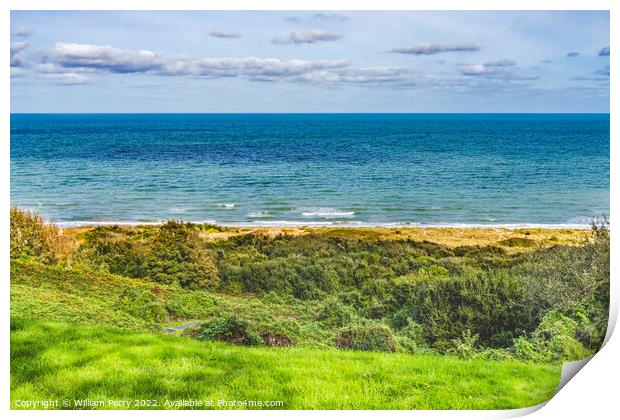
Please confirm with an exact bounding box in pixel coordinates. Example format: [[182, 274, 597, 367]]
[[10, 11, 610, 113]]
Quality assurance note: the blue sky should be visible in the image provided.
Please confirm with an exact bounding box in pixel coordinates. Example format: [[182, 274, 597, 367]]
[[10, 11, 610, 113]]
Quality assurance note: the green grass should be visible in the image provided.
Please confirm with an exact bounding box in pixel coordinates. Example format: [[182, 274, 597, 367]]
[[10, 259, 323, 339], [10, 317, 560, 410]]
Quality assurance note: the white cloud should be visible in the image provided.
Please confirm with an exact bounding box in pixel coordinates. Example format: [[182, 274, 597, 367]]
[[11, 67, 26, 78], [44, 72, 90, 85], [391, 43, 481, 55], [461, 61, 538, 81], [10, 41, 30, 67], [41, 42, 351, 81], [272, 30, 343, 45], [12, 26, 33, 37], [32, 42, 546, 94]]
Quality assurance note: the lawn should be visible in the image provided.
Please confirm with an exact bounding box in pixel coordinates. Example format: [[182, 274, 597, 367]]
[[10, 317, 560, 410]]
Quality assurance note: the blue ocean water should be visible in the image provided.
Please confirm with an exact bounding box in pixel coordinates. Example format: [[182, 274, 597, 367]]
[[10, 114, 609, 227]]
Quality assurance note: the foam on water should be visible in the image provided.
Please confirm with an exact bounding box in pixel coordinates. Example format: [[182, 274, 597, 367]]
[[300, 208, 356, 218]]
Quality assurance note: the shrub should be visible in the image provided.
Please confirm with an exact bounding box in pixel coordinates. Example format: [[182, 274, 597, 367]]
[[513, 311, 590, 363], [78, 229, 146, 277], [405, 270, 531, 349], [258, 319, 300, 347], [395, 320, 430, 354], [261, 291, 284, 305], [447, 330, 479, 359], [10, 207, 59, 263], [190, 315, 262, 346], [316, 298, 355, 327], [164, 291, 218, 320], [232, 255, 338, 299], [114, 287, 167, 323], [334, 324, 396, 352], [143, 221, 220, 290], [515, 220, 609, 350], [81, 222, 221, 290]]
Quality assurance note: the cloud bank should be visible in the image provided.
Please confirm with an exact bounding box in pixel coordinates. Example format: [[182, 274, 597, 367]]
[[20, 41, 546, 93]]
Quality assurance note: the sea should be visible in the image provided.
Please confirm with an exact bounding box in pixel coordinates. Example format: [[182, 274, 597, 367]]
[[10, 113, 610, 228]]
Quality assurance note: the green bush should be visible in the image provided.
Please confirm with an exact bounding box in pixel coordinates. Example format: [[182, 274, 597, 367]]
[[189, 315, 262, 346], [143, 221, 220, 290], [258, 319, 300, 347], [447, 330, 480, 359], [405, 270, 531, 349], [472, 347, 514, 361], [229, 255, 339, 299], [316, 298, 355, 327], [164, 291, 218, 320], [79, 229, 145, 277], [10, 207, 58, 263], [514, 311, 590, 364], [395, 320, 430, 354], [334, 324, 396, 352], [114, 287, 167, 323], [78, 221, 220, 290]]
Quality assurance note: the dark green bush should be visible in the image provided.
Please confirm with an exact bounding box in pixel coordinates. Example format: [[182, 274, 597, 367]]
[[316, 298, 355, 327], [189, 315, 262, 346], [143, 221, 220, 290], [404, 270, 531, 349], [258, 319, 300, 347], [228, 255, 339, 299], [78, 221, 220, 290], [79, 229, 146, 278], [334, 324, 396, 352]]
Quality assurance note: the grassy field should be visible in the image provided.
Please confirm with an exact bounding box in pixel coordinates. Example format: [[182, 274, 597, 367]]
[[10, 210, 608, 410], [10, 317, 560, 410]]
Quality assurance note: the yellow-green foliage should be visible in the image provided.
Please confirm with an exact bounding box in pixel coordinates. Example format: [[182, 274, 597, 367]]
[[10, 207, 59, 263]]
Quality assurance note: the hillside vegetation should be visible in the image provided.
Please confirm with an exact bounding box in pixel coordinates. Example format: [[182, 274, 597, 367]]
[[9, 208, 609, 409]]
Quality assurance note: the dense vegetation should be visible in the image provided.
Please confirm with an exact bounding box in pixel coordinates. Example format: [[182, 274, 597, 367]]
[[9, 208, 609, 408], [10, 207, 609, 363]]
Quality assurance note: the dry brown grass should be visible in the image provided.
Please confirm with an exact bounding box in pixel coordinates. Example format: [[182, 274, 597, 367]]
[[60, 223, 589, 253]]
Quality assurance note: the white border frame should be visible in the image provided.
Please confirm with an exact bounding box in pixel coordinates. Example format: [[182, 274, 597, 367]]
[[2, 1, 617, 419]]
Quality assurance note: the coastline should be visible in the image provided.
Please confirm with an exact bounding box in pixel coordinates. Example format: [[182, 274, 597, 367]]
[[57, 221, 591, 250], [52, 219, 593, 230]]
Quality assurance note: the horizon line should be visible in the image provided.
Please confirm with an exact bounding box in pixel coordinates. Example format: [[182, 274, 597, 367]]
[[10, 111, 611, 115]]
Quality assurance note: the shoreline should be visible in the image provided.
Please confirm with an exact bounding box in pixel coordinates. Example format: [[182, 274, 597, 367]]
[[51, 220, 593, 230], [53, 220, 592, 250]]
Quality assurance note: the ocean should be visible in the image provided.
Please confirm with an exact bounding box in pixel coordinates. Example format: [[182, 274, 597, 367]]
[[10, 113, 609, 228]]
